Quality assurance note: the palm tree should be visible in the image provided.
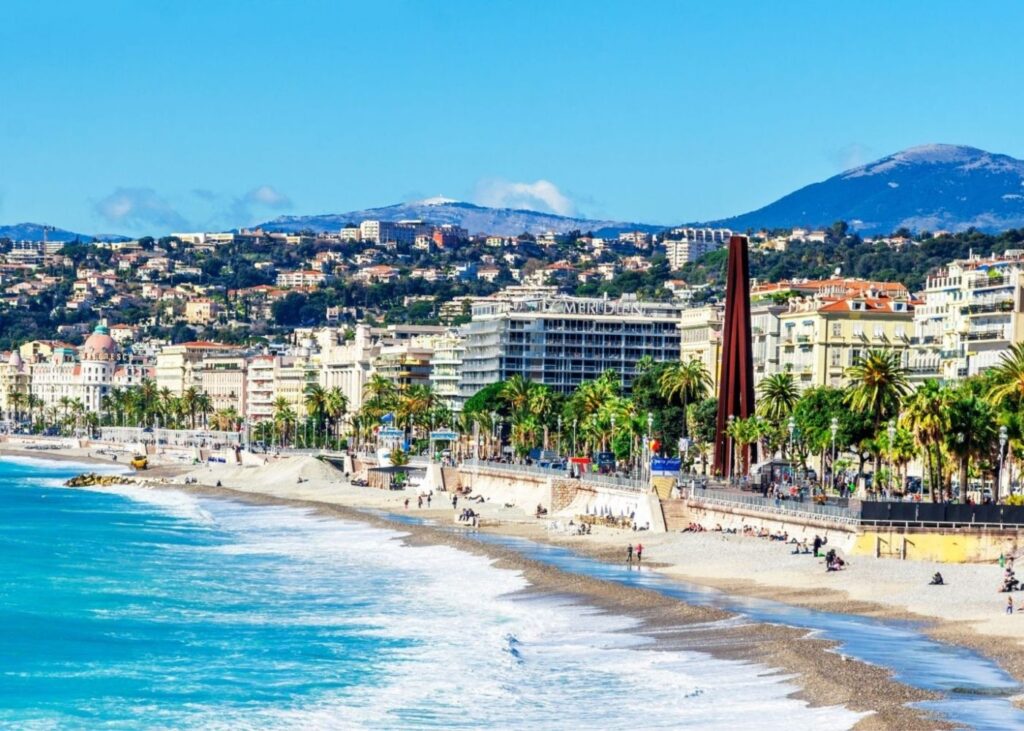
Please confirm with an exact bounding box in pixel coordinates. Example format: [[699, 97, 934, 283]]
[[363, 375, 396, 409], [273, 397, 297, 447], [212, 407, 239, 432], [945, 387, 998, 502], [501, 375, 533, 415], [757, 372, 800, 421], [726, 416, 761, 476], [659, 359, 712, 436], [7, 389, 27, 424], [987, 342, 1024, 406], [845, 349, 910, 472], [901, 380, 950, 502], [324, 387, 348, 440], [193, 392, 212, 429], [182, 387, 200, 429], [304, 383, 328, 429], [158, 387, 175, 427], [138, 378, 159, 426]]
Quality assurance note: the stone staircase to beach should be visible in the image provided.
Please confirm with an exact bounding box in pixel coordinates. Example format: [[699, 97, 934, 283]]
[[660, 499, 690, 532]]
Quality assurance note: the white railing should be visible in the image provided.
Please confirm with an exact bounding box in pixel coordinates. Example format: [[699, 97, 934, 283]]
[[688, 489, 860, 527], [461, 458, 648, 493]]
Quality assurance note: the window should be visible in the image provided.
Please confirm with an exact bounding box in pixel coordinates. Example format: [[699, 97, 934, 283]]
[[831, 322, 842, 337]]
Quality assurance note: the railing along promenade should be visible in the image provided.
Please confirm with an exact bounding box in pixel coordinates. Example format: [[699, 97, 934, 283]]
[[461, 458, 647, 493], [686, 486, 862, 528]]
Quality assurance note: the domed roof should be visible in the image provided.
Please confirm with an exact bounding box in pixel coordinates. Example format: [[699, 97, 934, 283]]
[[8, 350, 23, 368], [81, 325, 117, 359]]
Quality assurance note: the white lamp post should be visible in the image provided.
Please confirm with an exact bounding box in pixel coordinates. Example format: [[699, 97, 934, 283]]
[[887, 419, 896, 496], [830, 416, 839, 493], [787, 416, 796, 483], [999, 425, 1009, 503]]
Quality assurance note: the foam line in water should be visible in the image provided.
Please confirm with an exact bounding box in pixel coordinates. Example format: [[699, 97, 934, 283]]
[[20, 484, 865, 730]]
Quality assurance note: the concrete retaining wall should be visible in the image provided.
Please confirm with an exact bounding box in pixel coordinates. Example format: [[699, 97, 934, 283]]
[[678, 499, 857, 552], [854, 527, 1023, 563], [458, 465, 553, 512]]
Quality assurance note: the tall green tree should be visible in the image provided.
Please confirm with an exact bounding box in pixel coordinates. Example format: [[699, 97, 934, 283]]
[[658, 359, 712, 436], [757, 372, 800, 421], [901, 380, 950, 502]]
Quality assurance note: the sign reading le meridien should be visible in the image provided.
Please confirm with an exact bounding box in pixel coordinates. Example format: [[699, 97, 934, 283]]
[[511, 298, 674, 317]]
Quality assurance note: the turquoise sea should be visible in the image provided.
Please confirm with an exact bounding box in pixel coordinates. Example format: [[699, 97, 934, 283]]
[[0, 456, 871, 730]]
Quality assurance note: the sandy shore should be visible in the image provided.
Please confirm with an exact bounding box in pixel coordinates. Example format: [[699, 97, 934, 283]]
[[14, 446, 1024, 727]]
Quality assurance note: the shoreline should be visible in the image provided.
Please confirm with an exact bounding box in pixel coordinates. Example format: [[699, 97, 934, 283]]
[[154, 482, 943, 729], [9, 446, 1023, 727], [38, 456, 944, 729]]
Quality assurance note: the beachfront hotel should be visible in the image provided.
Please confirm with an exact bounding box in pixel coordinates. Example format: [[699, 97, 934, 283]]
[[458, 293, 685, 397], [910, 250, 1024, 383]]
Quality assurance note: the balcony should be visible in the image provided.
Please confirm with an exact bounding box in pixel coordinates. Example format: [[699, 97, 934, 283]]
[[968, 274, 1011, 289], [959, 299, 1014, 315], [963, 330, 1006, 342]]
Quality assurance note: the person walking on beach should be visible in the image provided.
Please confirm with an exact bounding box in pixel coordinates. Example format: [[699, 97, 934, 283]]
[[636, 543, 644, 564], [404, 498, 409, 510], [1008, 596, 1014, 615], [417, 495, 423, 509], [452, 495, 458, 510], [626, 544, 634, 566], [427, 494, 432, 508]]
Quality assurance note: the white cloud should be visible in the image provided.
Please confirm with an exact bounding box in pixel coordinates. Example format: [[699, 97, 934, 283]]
[[228, 184, 293, 226], [473, 178, 575, 216], [94, 187, 188, 231], [245, 184, 291, 208]]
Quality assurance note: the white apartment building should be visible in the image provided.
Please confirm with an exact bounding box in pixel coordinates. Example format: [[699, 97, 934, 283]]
[[155, 341, 242, 395], [317, 325, 381, 416], [678, 305, 724, 392], [193, 355, 247, 414], [358, 220, 415, 246], [429, 333, 467, 414], [276, 270, 327, 289], [665, 238, 722, 270], [244, 353, 317, 424], [911, 251, 1024, 382], [460, 294, 684, 398]]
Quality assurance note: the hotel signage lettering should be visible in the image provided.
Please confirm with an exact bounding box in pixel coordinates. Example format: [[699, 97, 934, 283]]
[[512, 298, 660, 317]]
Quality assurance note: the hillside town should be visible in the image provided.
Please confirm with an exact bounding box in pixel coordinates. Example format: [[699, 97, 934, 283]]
[[3, 216, 1024, 482]]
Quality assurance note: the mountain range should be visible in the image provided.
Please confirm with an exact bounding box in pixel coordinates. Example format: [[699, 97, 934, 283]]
[[4, 144, 1024, 241], [258, 198, 663, 238], [705, 144, 1024, 235], [0, 223, 105, 243]]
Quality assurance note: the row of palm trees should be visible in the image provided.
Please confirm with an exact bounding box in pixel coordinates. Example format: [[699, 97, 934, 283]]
[[723, 347, 1024, 502], [452, 346, 1024, 503], [348, 375, 451, 452]]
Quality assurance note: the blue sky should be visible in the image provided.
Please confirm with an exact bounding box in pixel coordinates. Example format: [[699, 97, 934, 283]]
[[2, 1, 1023, 235]]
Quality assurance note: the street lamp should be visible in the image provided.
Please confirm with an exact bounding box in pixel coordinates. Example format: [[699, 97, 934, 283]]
[[646, 411, 654, 482], [787, 416, 796, 483], [999, 425, 1009, 503], [610, 413, 616, 470], [557, 414, 562, 456], [887, 419, 896, 496], [830, 417, 839, 493], [572, 418, 578, 457], [727, 414, 736, 483]]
